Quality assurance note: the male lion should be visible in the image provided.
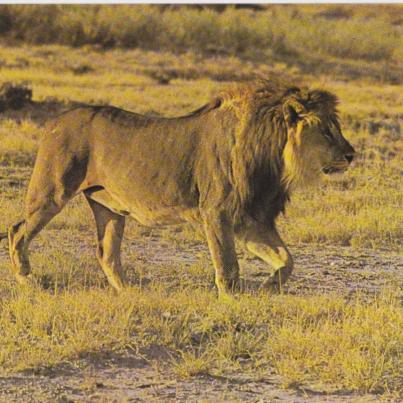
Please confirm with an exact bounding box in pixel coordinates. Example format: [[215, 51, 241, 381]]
[[4, 79, 355, 294]]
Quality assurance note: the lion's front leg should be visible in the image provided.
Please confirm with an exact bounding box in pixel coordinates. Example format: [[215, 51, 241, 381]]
[[202, 210, 240, 295], [241, 220, 294, 292]]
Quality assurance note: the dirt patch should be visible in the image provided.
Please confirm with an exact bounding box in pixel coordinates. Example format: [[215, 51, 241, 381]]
[[0, 350, 386, 402]]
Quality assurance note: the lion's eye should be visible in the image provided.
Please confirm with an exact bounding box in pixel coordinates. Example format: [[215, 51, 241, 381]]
[[324, 128, 334, 141]]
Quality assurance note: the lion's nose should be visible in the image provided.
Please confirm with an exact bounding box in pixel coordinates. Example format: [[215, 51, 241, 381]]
[[345, 154, 354, 164]]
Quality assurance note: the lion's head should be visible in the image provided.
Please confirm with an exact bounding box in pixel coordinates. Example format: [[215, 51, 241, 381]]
[[215, 79, 356, 223], [281, 90, 356, 187]]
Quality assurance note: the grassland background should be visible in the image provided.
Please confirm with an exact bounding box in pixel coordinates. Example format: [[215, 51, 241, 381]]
[[0, 4, 402, 398], [0, 5, 402, 65]]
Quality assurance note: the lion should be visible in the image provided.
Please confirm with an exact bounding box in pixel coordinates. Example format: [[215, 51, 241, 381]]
[[3, 79, 355, 295]]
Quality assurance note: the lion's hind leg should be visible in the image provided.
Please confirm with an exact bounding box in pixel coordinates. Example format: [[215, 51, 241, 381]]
[[85, 196, 126, 292], [9, 197, 66, 285], [241, 222, 294, 293], [8, 220, 31, 285]]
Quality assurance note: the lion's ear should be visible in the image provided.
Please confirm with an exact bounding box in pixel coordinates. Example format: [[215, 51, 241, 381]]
[[283, 101, 305, 129]]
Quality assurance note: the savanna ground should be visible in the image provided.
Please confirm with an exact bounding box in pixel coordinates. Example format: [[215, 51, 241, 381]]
[[0, 5, 402, 402]]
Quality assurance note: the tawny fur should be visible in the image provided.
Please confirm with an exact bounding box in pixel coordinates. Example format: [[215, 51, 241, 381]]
[[6, 79, 355, 294]]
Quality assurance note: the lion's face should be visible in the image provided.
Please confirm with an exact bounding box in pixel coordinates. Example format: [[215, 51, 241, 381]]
[[283, 116, 355, 186], [300, 119, 355, 174]]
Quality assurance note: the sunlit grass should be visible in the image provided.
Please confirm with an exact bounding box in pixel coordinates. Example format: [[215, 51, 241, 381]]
[[279, 157, 402, 249], [0, 32, 401, 397], [0, 119, 39, 166], [0, 5, 401, 65], [0, 283, 400, 394]]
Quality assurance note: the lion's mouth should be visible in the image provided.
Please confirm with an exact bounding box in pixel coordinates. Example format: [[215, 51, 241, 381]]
[[322, 166, 347, 175]]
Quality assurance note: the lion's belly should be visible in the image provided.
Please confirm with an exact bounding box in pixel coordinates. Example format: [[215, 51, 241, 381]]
[[129, 207, 198, 226], [86, 187, 200, 227]]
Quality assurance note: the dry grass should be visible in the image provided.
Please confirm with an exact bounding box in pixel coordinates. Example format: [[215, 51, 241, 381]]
[[0, 44, 401, 249], [0, 9, 401, 396], [0, 5, 401, 67], [0, 281, 401, 394], [0, 119, 39, 166]]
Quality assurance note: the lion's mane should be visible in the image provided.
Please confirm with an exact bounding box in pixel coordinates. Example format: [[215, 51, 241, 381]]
[[196, 79, 340, 228]]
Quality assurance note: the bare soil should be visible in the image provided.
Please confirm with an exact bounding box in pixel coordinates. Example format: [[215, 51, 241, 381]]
[[0, 352, 387, 402]]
